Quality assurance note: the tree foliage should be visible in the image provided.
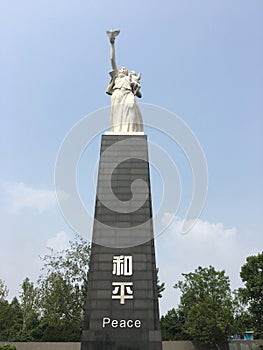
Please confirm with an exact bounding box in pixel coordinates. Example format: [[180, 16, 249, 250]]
[[231, 289, 252, 336], [174, 266, 233, 350], [0, 234, 91, 342], [0, 280, 8, 300], [238, 252, 263, 338], [0, 297, 23, 341], [0, 281, 22, 341], [37, 234, 91, 341], [156, 268, 165, 298], [19, 277, 40, 340], [160, 308, 189, 340]]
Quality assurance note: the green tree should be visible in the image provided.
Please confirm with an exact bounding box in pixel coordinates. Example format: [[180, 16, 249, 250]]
[[231, 289, 253, 337], [0, 297, 22, 341], [40, 234, 90, 307], [19, 277, 40, 340], [0, 281, 11, 341], [37, 234, 91, 341], [6, 297, 23, 341], [0, 280, 8, 300], [0, 281, 21, 341], [38, 273, 83, 340], [239, 252, 263, 338], [0, 299, 11, 340], [157, 268, 165, 298], [174, 266, 233, 350], [160, 308, 189, 340]]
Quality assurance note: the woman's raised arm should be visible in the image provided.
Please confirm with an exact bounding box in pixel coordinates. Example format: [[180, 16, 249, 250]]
[[110, 38, 117, 71]]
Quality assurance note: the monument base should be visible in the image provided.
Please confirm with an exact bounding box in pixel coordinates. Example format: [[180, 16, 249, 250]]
[[81, 135, 162, 350]]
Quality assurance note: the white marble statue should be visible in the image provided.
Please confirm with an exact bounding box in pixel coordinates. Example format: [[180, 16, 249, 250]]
[[106, 30, 144, 133]]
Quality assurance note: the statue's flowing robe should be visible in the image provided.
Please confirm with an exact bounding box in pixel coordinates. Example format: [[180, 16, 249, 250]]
[[106, 70, 143, 133]]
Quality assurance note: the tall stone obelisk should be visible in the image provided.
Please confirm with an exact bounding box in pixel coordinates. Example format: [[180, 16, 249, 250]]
[[81, 31, 162, 350]]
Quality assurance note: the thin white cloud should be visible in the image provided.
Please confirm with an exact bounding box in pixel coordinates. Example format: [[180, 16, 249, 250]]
[[157, 215, 260, 315], [172, 218, 237, 243], [161, 212, 175, 227], [4, 182, 56, 213], [46, 230, 70, 252], [0, 230, 71, 302]]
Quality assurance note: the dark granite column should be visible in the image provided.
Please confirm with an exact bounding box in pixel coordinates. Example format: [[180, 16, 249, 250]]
[[81, 135, 162, 350]]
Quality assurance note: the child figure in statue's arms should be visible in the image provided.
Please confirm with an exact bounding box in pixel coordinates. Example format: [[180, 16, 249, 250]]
[[129, 70, 142, 98]]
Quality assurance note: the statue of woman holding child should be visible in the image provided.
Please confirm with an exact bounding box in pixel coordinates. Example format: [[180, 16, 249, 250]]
[[106, 30, 144, 133]]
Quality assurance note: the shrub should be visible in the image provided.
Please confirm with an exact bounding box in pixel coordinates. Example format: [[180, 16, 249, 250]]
[[0, 345, 17, 350]]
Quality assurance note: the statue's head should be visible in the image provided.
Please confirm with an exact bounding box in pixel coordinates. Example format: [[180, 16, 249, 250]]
[[119, 66, 128, 76], [129, 70, 136, 76]]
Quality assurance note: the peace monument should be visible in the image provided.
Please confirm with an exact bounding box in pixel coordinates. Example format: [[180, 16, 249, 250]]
[[81, 30, 162, 350]]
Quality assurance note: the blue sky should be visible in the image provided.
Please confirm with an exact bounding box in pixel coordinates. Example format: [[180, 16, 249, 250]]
[[0, 0, 262, 315]]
